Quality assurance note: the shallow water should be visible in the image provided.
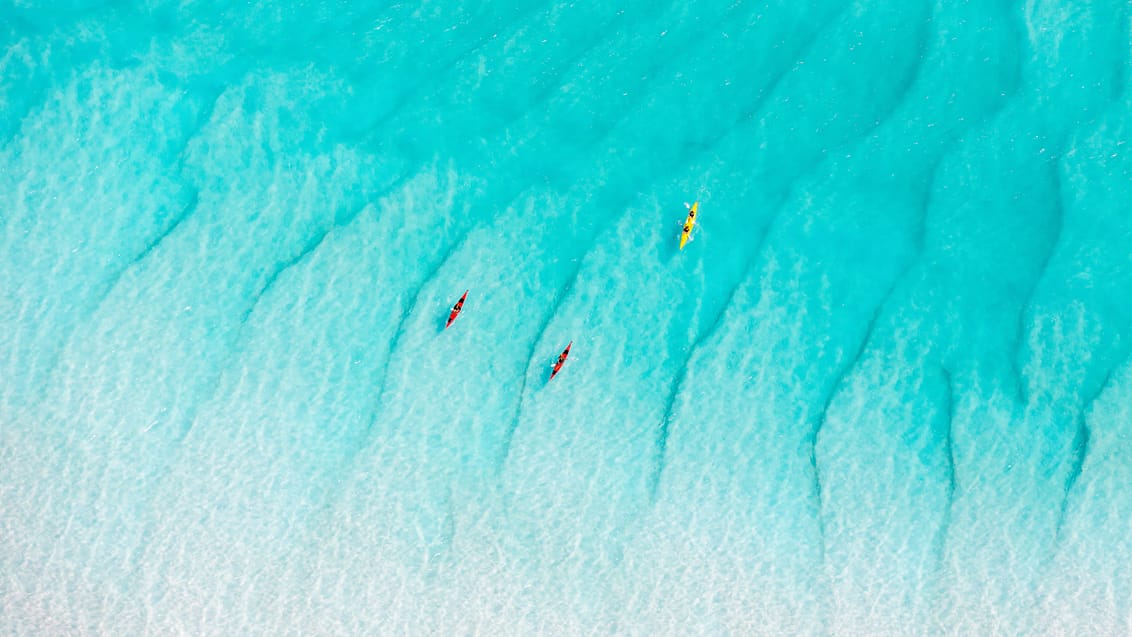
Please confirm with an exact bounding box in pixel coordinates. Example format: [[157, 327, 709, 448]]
[[1, 1, 1130, 634]]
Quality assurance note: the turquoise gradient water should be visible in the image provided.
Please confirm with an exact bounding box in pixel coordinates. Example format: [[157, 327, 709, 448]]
[[2, 1, 1130, 634]]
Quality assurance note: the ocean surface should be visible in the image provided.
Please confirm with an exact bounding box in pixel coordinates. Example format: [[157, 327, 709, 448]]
[[1, 1, 1130, 634]]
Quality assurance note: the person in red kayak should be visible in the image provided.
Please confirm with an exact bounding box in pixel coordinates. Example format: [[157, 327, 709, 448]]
[[550, 341, 572, 380], [446, 290, 468, 328]]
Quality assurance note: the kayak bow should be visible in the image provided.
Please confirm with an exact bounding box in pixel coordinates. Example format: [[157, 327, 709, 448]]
[[679, 201, 699, 250], [446, 290, 468, 328], [550, 341, 572, 380]]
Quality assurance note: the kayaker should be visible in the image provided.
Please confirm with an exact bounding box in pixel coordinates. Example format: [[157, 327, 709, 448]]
[[446, 290, 468, 328], [550, 342, 572, 379]]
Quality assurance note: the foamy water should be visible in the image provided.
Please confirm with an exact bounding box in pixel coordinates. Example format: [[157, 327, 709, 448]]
[[2, 1, 1130, 634]]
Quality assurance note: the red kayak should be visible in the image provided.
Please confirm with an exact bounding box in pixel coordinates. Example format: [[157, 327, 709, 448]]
[[445, 290, 468, 328], [550, 341, 572, 380]]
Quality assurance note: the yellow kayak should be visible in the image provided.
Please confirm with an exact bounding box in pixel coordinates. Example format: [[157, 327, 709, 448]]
[[679, 201, 698, 250]]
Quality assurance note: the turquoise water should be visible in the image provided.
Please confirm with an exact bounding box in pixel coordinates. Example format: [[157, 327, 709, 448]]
[[1, 0, 1130, 634]]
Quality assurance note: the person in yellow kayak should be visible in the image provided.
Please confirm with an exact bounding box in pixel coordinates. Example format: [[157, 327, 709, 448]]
[[679, 201, 699, 250]]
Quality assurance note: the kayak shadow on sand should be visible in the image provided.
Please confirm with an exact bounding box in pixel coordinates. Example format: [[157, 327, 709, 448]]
[[541, 365, 567, 388], [656, 220, 679, 262], [661, 222, 699, 262]]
